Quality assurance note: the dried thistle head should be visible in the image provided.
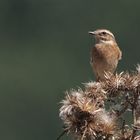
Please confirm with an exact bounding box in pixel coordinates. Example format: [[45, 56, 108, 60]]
[[102, 70, 140, 96], [59, 89, 118, 139], [102, 72, 125, 96], [59, 65, 140, 140], [94, 111, 117, 135], [125, 74, 139, 92], [84, 81, 106, 98], [84, 82, 106, 108]]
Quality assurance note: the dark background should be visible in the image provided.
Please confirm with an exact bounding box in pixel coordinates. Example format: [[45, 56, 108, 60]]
[[0, 0, 139, 139]]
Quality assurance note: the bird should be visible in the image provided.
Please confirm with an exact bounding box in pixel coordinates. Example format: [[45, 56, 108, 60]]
[[89, 29, 122, 81]]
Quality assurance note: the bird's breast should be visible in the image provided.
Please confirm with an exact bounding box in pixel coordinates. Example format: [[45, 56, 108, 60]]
[[92, 44, 120, 64]]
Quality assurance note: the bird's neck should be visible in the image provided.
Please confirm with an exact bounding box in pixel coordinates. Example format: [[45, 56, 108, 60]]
[[97, 40, 116, 45]]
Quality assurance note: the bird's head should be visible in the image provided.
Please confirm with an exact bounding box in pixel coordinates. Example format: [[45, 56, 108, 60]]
[[89, 29, 115, 44]]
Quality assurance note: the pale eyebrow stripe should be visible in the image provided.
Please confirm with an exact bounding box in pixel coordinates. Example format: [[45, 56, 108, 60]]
[[103, 30, 115, 38]]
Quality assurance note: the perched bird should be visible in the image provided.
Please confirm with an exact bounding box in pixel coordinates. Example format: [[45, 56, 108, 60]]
[[89, 29, 122, 81]]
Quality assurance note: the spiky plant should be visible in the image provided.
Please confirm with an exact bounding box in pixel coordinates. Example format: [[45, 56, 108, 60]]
[[58, 65, 140, 140]]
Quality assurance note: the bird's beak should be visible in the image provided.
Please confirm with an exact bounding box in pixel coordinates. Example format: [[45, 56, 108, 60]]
[[88, 31, 96, 35]]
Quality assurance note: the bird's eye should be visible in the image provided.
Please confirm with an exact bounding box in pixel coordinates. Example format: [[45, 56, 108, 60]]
[[102, 32, 107, 35]]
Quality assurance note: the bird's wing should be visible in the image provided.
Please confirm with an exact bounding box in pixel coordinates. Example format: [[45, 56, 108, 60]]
[[117, 46, 122, 60]]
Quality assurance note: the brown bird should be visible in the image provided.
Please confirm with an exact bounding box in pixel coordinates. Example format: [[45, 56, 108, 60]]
[[89, 29, 122, 81]]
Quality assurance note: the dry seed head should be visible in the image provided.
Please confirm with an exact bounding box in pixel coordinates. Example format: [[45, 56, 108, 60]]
[[59, 89, 111, 139], [84, 81, 106, 100], [103, 72, 125, 96], [59, 65, 140, 139], [94, 111, 117, 135]]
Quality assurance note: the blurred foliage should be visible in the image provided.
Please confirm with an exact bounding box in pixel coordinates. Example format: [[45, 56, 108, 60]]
[[0, 0, 139, 140]]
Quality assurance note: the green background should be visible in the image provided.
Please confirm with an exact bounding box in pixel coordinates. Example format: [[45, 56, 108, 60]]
[[0, 0, 139, 139]]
